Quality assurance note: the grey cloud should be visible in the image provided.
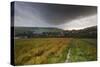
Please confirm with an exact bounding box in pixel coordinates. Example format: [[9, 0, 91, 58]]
[[12, 1, 97, 30]]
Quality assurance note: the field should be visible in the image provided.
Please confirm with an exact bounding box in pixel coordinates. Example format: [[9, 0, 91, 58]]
[[66, 38, 97, 62], [14, 38, 97, 65]]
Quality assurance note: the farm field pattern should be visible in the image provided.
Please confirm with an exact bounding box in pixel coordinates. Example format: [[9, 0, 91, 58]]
[[14, 38, 97, 65]]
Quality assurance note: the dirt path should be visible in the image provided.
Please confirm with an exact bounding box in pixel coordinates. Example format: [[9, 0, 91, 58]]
[[65, 48, 71, 62]]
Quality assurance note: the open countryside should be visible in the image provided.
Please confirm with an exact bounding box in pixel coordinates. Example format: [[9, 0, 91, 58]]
[[12, 2, 97, 66], [14, 38, 97, 65]]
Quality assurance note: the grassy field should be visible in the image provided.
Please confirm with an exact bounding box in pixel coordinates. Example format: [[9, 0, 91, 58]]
[[14, 38, 71, 65], [67, 38, 97, 62], [14, 38, 97, 65]]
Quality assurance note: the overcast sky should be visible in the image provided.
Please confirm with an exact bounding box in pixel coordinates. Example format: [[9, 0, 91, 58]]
[[12, 1, 97, 30]]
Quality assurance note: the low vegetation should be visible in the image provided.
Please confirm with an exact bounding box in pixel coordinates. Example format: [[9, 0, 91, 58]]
[[67, 38, 97, 62], [14, 38, 71, 65], [14, 38, 97, 65]]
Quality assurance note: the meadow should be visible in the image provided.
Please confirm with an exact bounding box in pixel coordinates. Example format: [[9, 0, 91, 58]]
[[66, 38, 97, 62], [14, 38, 97, 65]]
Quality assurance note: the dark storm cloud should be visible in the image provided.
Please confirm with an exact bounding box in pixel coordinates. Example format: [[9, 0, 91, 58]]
[[12, 1, 97, 30], [13, 1, 97, 25], [37, 3, 97, 25]]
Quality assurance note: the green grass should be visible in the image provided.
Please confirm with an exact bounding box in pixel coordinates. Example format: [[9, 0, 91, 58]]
[[68, 38, 97, 62]]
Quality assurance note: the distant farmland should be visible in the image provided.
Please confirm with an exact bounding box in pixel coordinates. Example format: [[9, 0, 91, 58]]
[[14, 38, 97, 65]]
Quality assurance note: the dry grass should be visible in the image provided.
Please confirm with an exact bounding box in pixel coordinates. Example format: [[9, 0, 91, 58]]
[[14, 38, 71, 65]]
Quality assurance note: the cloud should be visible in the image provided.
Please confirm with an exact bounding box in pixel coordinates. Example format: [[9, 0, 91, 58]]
[[12, 1, 97, 30], [60, 15, 97, 30]]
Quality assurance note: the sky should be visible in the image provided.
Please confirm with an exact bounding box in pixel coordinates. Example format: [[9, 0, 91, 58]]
[[12, 1, 97, 30]]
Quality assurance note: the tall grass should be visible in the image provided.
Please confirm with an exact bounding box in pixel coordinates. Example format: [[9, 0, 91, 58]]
[[14, 38, 71, 65], [14, 38, 97, 65]]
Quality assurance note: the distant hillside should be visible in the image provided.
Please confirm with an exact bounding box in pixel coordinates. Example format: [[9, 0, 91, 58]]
[[14, 27, 63, 36], [64, 26, 97, 38], [13, 26, 97, 38]]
